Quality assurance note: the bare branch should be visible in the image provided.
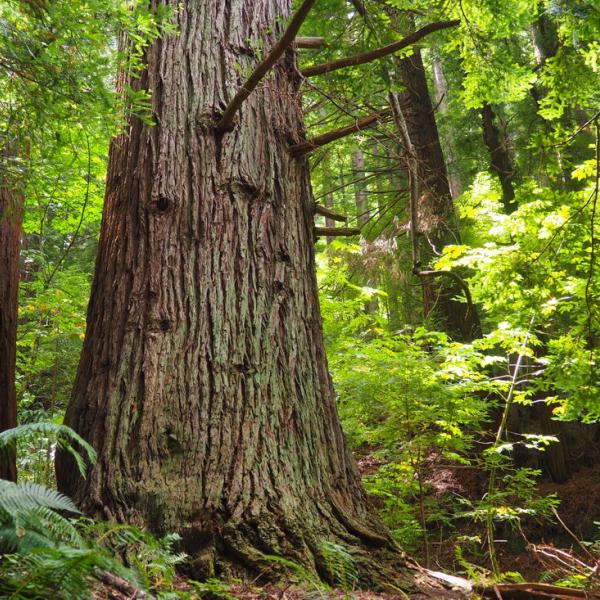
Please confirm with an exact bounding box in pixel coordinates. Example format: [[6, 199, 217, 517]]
[[315, 226, 361, 236], [301, 20, 460, 77], [94, 570, 151, 599], [314, 203, 347, 222], [295, 37, 326, 49], [290, 109, 392, 155], [216, 0, 317, 131]]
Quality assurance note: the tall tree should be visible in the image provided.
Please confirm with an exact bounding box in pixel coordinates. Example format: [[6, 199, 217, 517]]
[[394, 47, 481, 341], [0, 0, 155, 481], [0, 143, 23, 482], [56, 0, 443, 591]]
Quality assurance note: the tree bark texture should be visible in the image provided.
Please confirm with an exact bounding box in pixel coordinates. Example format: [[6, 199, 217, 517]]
[[395, 50, 481, 341], [55, 1, 447, 593], [0, 157, 23, 482]]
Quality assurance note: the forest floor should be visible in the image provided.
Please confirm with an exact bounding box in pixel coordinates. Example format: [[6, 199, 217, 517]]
[[424, 460, 600, 582], [91, 459, 600, 599]]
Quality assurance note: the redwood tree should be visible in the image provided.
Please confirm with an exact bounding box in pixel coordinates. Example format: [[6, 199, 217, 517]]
[[0, 151, 22, 482], [56, 0, 443, 592]]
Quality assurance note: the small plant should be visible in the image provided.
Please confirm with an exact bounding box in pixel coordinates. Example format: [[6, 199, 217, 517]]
[[318, 540, 358, 591], [80, 520, 187, 592], [189, 577, 239, 599], [0, 422, 97, 484]]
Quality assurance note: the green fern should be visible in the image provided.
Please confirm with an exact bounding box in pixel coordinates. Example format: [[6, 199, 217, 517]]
[[80, 520, 187, 590], [0, 480, 81, 552], [0, 480, 79, 513], [0, 422, 97, 478], [0, 545, 129, 600], [318, 541, 359, 591]]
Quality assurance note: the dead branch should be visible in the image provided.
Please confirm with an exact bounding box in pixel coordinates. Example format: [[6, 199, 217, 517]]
[[301, 20, 460, 77], [290, 109, 392, 155], [216, 0, 317, 131], [478, 582, 596, 599], [94, 570, 151, 599], [314, 226, 360, 236], [295, 36, 326, 49], [314, 203, 347, 222]]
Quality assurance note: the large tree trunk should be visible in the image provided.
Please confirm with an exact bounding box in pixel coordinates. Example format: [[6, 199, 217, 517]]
[[395, 49, 481, 341], [0, 150, 23, 482], [55, 1, 447, 593]]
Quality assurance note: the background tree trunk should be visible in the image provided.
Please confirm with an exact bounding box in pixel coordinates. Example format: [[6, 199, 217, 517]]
[[395, 49, 481, 341], [55, 0, 443, 592], [481, 103, 516, 212], [324, 192, 336, 243], [0, 149, 23, 482], [353, 149, 369, 229], [431, 55, 462, 199]]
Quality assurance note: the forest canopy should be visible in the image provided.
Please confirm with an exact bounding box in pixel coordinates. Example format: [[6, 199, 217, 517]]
[[0, 0, 599, 598]]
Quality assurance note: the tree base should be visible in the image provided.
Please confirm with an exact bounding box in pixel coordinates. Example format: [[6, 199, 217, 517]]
[[169, 505, 469, 598]]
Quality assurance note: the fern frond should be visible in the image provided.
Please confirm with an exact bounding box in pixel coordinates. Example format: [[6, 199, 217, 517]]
[[318, 540, 359, 591], [0, 422, 97, 478], [0, 545, 130, 600], [0, 480, 80, 514], [17, 505, 82, 546]]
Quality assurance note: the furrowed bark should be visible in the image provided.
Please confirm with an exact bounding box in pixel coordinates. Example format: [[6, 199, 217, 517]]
[[0, 146, 23, 482], [55, 1, 455, 594], [301, 20, 460, 78], [216, 0, 317, 131]]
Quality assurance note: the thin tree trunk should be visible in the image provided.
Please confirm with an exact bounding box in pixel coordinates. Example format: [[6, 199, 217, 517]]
[[324, 192, 335, 243], [530, 8, 558, 70], [431, 55, 462, 199], [353, 149, 369, 229], [481, 103, 517, 212], [55, 1, 446, 592], [0, 149, 23, 482], [352, 149, 378, 314]]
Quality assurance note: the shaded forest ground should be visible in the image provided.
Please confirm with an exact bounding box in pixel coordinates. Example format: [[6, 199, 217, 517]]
[[88, 455, 600, 599]]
